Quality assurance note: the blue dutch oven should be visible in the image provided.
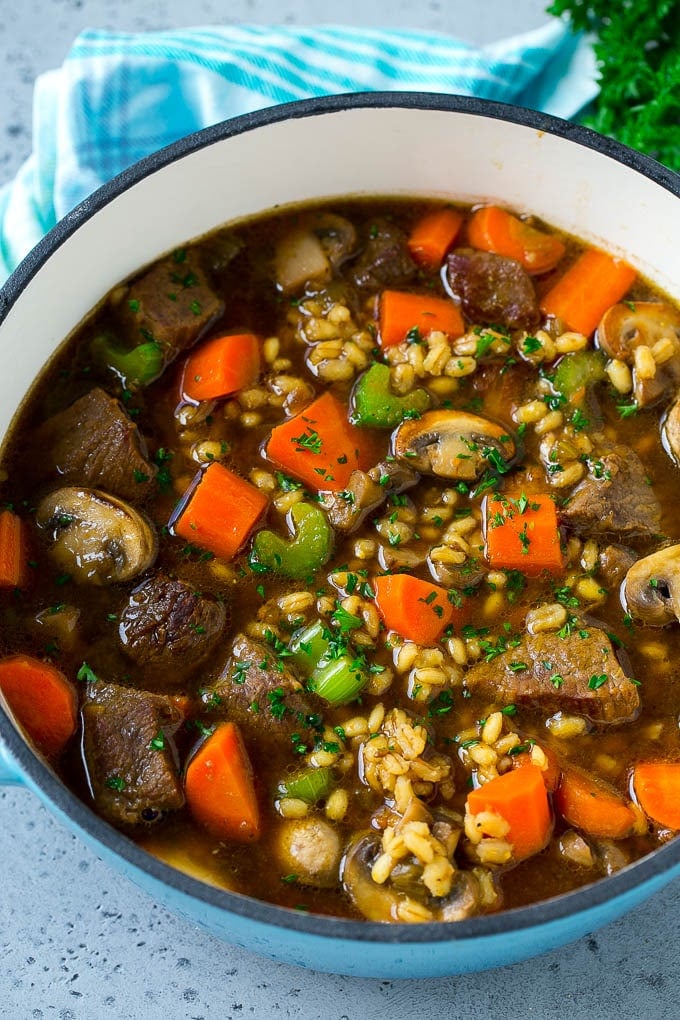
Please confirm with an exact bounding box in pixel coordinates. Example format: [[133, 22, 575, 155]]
[[0, 94, 679, 978]]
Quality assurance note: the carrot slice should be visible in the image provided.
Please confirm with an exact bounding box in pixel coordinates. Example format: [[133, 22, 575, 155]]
[[171, 461, 268, 561], [373, 574, 456, 645], [467, 205, 566, 275], [378, 290, 465, 349], [264, 391, 377, 492], [466, 763, 552, 861], [540, 248, 637, 337], [0, 654, 77, 758], [632, 762, 680, 830], [554, 767, 637, 839], [0, 510, 28, 588], [484, 492, 563, 576], [181, 332, 261, 402], [407, 208, 464, 271], [185, 721, 261, 842]]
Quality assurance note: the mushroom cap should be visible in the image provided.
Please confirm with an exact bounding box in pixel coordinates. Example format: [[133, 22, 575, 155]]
[[621, 544, 680, 626], [661, 398, 680, 466], [36, 486, 158, 585], [392, 409, 515, 480], [597, 302, 680, 407], [341, 827, 495, 923]]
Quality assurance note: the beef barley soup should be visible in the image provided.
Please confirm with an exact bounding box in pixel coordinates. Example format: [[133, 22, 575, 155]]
[[2, 196, 680, 923]]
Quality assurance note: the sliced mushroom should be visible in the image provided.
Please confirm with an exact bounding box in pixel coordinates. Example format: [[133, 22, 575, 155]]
[[661, 397, 680, 465], [323, 459, 418, 533], [309, 212, 357, 268], [341, 826, 496, 923], [341, 831, 401, 921], [274, 816, 343, 888], [597, 302, 680, 407], [36, 487, 157, 585], [621, 544, 680, 625], [392, 409, 515, 480], [274, 213, 356, 293]]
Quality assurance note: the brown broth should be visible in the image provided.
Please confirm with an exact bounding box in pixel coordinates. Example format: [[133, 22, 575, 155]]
[[2, 197, 680, 921]]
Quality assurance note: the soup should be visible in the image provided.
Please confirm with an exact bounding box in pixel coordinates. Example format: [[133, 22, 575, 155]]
[[1, 197, 680, 923]]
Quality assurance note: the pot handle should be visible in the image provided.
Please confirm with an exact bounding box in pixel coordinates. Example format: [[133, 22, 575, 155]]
[[0, 739, 24, 786]]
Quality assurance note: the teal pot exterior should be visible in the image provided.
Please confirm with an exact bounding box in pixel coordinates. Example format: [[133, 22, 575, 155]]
[[1, 93, 679, 978], [4, 728, 680, 978]]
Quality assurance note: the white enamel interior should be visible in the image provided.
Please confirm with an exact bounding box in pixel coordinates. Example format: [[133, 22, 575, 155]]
[[1, 104, 678, 446]]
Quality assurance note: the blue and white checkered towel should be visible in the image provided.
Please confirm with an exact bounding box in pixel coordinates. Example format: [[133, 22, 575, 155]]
[[0, 19, 596, 284]]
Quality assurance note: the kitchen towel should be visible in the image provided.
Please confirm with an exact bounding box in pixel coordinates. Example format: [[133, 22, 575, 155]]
[[0, 19, 596, 282]]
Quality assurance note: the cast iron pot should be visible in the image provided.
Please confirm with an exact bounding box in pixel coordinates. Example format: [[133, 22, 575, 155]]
[[0, 94, 679, 979]]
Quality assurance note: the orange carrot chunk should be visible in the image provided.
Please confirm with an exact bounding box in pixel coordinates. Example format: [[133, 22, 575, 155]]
[[633, 762, 680, 830], [540, 248, 637, 337], [0, 510, 28, 588], [467, 205, 566, 275], [484, 492, 563, 576], [185, 721, 261, 842], [181, 332, 261, 402], [512, 744, 562, 793], [466, 763, 552, 861], [171, 461, 268, 561], [264, 391, 377, 492], [554, 767, 637, 839], [373, 574, 455, 645], [378, 290, 465, 349], [407, 208, 464, 271], [0, 654, 77, 758]]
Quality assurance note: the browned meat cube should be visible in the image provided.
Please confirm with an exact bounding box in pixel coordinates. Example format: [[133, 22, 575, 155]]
[[463, 627, 640, 726], [82, 682, 185, 826], [446, 248, 539, 329], [34, 387, 156, 502], [350, 218, 417, 291], [118, 572, 227, 685], [209, 633, 319, 743], [119, 254, 224, 362], [560, 445, 662, 538]]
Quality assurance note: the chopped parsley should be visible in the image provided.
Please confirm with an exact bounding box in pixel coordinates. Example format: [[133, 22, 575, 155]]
[[291, 427, 322, 455], [149, 730, 166, 751], [77, 661, 98, 684]]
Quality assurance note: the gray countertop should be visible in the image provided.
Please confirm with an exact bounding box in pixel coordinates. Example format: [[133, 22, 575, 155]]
[[1, 3, 679, 1018]]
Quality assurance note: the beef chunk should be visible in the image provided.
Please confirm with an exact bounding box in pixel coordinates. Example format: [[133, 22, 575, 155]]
[[350, 218, 417, 290], [82, 682, 185, 825], [35, 387, 156, 501], [118, 572, 227, 685], [445, 248, 539, 329], [463, 628, 640, 726], [118, 254, 224, 363], [209, 634, 318, 742], [599, 544, 638, 588], [560, 445, 662, 538]]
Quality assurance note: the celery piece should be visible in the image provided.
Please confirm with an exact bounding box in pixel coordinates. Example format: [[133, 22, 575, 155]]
[[552, 350, 606, 400], [289, 619, 331, 674], [309, 654, 368, 705], [249, 502, 333, 579], [349, 362, 431, 428], [278, 766, 335, 804], [289, 617, 368, 705], [91, 333, 164, 388]]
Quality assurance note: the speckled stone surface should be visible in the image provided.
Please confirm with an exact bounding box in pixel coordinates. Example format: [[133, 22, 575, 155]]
[[1, 3, 680, 1018]]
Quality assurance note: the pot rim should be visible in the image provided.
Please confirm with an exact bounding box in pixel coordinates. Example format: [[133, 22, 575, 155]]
[[1, 90, 680, 946]]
